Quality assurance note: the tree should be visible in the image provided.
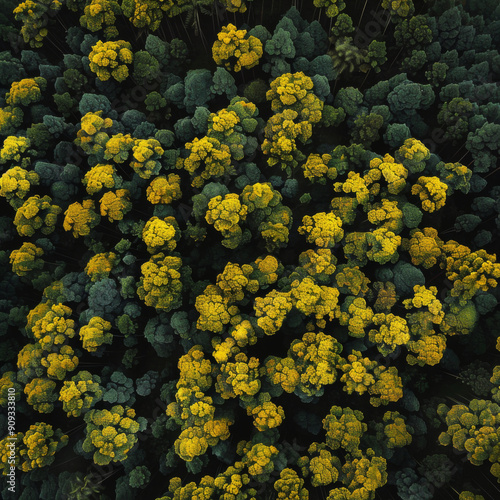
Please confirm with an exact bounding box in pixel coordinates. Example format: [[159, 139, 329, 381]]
[[85, 251, 117, 281], [437, 97, 474, 142], [351, 112, 384, 147], [267, 72, 323, 124], [367, 199, 403, 233], [100, 189, 132, 222], [0, 135, 30, 167], [63, 199, 101, 237], [394, 15, 433, 49], [437, 399, 500, 480], [24, 378, 58, 413], [195, 284, 237, 333], [411, 176, 448, 213], [137, 253, 183, 312], [132, 50, 160, 83], [0, 166, 39, 208], [146, 174, 182, 204], [82, 405, 145, 465], [368, 313, 410, 357], [248, 398, 285, 431], [302, 153, 337, 183], [30, 303, 76, 352], [9, 242, 44, 277], [14, 195, 61, 237], [369, 154, 408, 195], [130, 138, 164, 179], [74, 111, 113, 158], [286, 331, 343, 399], [180, 136, 233, 188], [79, 316, 113, 352], [298, 442, 341, 487], [323, 405, 366, 454], [88, 40, 133, 82], [339, 297, 374, 337], [79, 0, 121, 38], [394, 138, 430, 174], [212, 24, 263, 72], [274, 468, 309, 499], [313, 0, 346, 18], [18, 422, 68, 471], [59, 370, 103, 417], [205, 193, 249, 249], [339, 350, 403, 406], [142, 216, 180, 254], [5, 77, 46, 106], [298, 212, 344, 248], [82, 164, 121, 195]]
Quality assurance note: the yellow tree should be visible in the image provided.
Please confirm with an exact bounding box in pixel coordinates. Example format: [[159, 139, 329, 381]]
[[146, 174, 182, 204], [298, 212, 344, 248], [411, 176, 448, 212], [63, 200, 101, 237], [88, 40, 134, 82], [205, 193, 248, 249], [82, 164, 121, 195], [212, 24, 263, 72], [99, 189, 132, 222], [14, 195, 61, 237], [0, 166, 39, 208]]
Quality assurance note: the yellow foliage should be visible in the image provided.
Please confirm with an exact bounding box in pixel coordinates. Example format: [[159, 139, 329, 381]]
[[88, 40, 134, 82], [6, 77, 46, 107], [80, 0, 121, 38], [265, 356, 300, 393], [142, 216, 179, 254], [99, 189, 132, 221], [369, 154, 408, 195], [267, 72, 324, 124], [405, 226, 443, 268], [75, 111, 113, 156], [174, 426, 208, 462], [146, 174, 182, 204], [31, 303, 75, 351], [395, 137, 430, 173], [299, 248, 337, 281], [10, 242, 44, 276], [130, 138, 164, 179], [212, 24, 263, 72], [302, 153, 337, 182], [63, 199, 101, 237], [82, 164, 118, 195], [290, 277, 340, 326], [369, 313, 410, 356], [79, 317, 113, 352], [0, 166, 40, 208], [215, 351, 262, 401], [195, 285, 237, 333], [137, 253, 183, 311], [85, 252, 117, 282], [249, 401, 285, 431], [216, 262, 253, 302], [182, 136, 233, 188], [103, 133, 134, 163], [298, 212, 344, 248], [254, 289, 293, 335], [407, 333, 447, 366], [411, 175, 448, 212], [367, 199, 403, 233]]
